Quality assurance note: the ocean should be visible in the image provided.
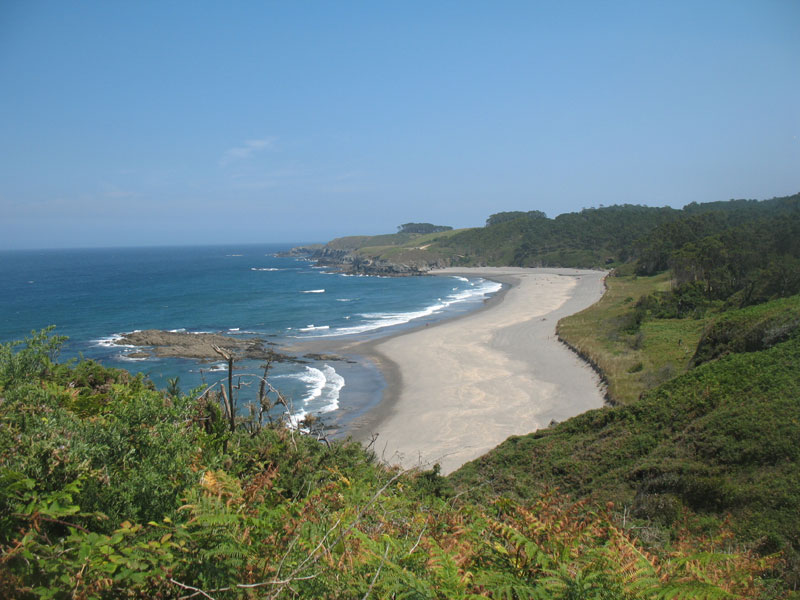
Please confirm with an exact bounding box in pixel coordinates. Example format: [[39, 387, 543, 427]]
[[0, 243, 501, 432]]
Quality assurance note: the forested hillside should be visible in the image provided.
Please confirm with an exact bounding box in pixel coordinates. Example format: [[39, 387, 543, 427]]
[[307, 193, 800, 273], [426, 193, 800, 270]]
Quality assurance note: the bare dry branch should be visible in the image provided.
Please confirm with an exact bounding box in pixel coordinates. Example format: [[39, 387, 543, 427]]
[[169, 578, 217, 600], [362, 543, 390, 600]]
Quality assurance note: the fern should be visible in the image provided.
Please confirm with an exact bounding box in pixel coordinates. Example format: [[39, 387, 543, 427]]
[[653, 580, 738, 600]]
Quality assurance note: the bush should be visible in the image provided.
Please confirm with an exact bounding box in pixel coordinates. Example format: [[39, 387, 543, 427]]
[[692, 297, 800, 366]]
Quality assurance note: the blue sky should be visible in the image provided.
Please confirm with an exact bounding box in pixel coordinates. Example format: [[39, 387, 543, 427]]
[[1, 1, 798, 249]]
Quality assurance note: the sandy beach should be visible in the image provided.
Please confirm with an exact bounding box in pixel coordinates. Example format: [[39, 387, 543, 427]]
[[345, 267, 608, 475]]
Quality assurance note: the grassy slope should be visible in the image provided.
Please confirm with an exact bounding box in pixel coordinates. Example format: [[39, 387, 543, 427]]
[[326, 228, 474, 265], [326, 229, 466, 249], [556, 269, 706, 404], [451, 289, 800, 583]]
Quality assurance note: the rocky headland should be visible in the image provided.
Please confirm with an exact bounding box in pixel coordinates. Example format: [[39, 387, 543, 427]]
[[284, 245, 448, 276]]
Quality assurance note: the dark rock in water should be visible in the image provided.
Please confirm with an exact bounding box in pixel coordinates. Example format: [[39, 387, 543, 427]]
[[115, 329, 300, 362], [303, 353, 357, 364]]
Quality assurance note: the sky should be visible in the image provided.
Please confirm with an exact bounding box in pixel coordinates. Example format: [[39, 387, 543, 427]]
[[1, 1, 799, 249]]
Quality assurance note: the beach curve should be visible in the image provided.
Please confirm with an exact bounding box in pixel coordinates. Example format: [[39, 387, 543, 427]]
[[346, 267, 608, 475]]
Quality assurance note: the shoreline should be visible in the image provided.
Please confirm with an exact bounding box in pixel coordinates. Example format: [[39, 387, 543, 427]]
[[337, 267, 608, 474], [283, 274, 514, 433]]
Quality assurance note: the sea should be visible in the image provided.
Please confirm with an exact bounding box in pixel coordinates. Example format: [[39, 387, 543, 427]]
[[0, 243, 501, 433]]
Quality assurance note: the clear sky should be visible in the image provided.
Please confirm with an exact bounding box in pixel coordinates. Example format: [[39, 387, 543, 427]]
[[1, 1, 798, 249]]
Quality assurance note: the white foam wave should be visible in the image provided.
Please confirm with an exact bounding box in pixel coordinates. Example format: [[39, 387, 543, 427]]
[[228, 327, 240, 332], [453, 276, 470, 283], [96, 333, 136, 348], [296, 277, 502, 338], [295, 366, 327, 401], [287, 409, 308, 429], [301, 289, 325, 294], [447, 278, 502, 303], [298, 324, 330, 332], [278, 364, 345, 426], [96, 334, 121, 348], [251, 267, 282, 271], [317, 364, 345, 413]]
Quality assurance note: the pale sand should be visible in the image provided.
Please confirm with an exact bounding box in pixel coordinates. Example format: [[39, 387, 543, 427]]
[[346, 267, 608, 475]]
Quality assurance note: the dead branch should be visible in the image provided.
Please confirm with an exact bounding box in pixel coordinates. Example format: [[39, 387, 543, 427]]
[[169, 578, 217, 600], [212, 345, 235, 433], [362, 543, 390, 600], [169, 573, 320, 600]]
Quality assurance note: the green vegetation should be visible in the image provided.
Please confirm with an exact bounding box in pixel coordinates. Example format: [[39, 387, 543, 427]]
[[443, 205, 681, 267], [397, 222, 453, 234], [0, 330, 780, 598], [450, 193, 798, 270], [449, 195, 800, 591], [316, 193, 800, 274], [324, 228, 468, 268], [555, 270, 706, 404], [4, 193, 800, 596], [486, 210, 547, 226]]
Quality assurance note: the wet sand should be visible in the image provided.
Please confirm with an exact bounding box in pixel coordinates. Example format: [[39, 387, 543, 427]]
[[344, 267, 608, 475]]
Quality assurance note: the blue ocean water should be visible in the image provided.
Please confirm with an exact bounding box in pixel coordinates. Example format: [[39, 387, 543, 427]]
[[0, 243, 500, 431]]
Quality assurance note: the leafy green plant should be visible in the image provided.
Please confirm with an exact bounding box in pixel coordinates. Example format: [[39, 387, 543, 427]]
[[0, 329, 789, 598]]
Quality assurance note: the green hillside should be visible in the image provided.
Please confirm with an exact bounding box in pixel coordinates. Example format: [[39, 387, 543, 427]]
[[452, 298, 800, 559], [0, 331, 775, 598], [313, 193, 800, 273], [326, 227, 466, 254], [447, 195, 800, 589]]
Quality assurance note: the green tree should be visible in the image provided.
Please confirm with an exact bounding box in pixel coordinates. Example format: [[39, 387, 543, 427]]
[[397, 222, 452, 234]]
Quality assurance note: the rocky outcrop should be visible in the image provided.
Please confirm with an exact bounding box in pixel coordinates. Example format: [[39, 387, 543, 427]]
[[275, 244, 324, 258], [287, 245, 450, 276], [318, 255, 431, 276], [115, 330, 299, 361]]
